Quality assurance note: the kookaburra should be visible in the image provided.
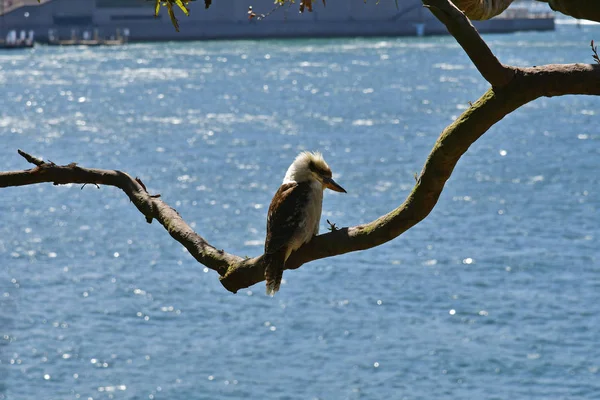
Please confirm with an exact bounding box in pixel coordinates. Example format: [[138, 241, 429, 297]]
[[264, 151, 346, 296]]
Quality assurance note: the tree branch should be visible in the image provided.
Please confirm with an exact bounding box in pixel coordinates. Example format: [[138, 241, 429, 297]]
[[0, 150, 242, 277], [220, 1, 600, 292], [220, 62, 600, 292]]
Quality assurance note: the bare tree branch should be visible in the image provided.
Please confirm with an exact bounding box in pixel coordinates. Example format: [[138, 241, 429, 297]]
[[0, 150, 242, 277], [2, 0, 599, 294], [17, 149, 45, 166], [219, 1, 600, 293]]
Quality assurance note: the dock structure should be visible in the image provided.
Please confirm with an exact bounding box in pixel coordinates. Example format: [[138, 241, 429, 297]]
[[0, 38, 33, 49], [46, 26, 126, 45], [0, 26, 34, 48], [0, 0, 554, 44]]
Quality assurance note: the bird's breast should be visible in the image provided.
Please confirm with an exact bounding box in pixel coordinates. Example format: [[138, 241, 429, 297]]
[[294, 181, 323, 246]]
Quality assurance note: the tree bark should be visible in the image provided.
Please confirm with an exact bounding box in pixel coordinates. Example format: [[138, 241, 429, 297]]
[[450, 0, 600, 22], [544, 0, 600, 22], [1, 0, 599, 294]]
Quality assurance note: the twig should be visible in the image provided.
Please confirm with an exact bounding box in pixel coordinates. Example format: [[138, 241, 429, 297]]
[[81, 183, 100, 190], [326, 219, 339, 232], [18, 149, 45, 166], [592, 40, 600, 65], [0, 152, 241, 276]]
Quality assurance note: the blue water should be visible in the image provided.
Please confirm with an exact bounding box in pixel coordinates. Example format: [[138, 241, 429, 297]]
[[1, 24, 599, 400]]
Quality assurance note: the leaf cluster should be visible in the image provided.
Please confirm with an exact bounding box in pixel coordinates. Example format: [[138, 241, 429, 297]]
[[38, 0, 395, 32], [153, 0, 193, 32], [151, 0, 327, 31]]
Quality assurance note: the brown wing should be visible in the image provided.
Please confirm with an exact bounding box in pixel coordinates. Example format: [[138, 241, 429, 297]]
[[265, 181, 312, 255]]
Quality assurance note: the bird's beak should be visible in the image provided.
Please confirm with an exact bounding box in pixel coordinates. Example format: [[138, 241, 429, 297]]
[[324, 177, 347, 193]]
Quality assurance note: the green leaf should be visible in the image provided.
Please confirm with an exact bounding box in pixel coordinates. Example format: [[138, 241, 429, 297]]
[[154, 0, 161, 18], [175, 0, 190, 16], [167, 2, 180, 32]]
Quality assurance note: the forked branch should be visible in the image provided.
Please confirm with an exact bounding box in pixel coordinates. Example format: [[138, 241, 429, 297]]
[[2, 0, 599, 294], [423, 0, 515, 87]]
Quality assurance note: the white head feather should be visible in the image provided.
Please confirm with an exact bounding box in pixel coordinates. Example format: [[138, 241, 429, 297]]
[[283, 151, 331, 184]]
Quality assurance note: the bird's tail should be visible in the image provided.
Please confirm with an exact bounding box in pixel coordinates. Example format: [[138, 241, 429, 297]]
[[264, 250, 286, 296]]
